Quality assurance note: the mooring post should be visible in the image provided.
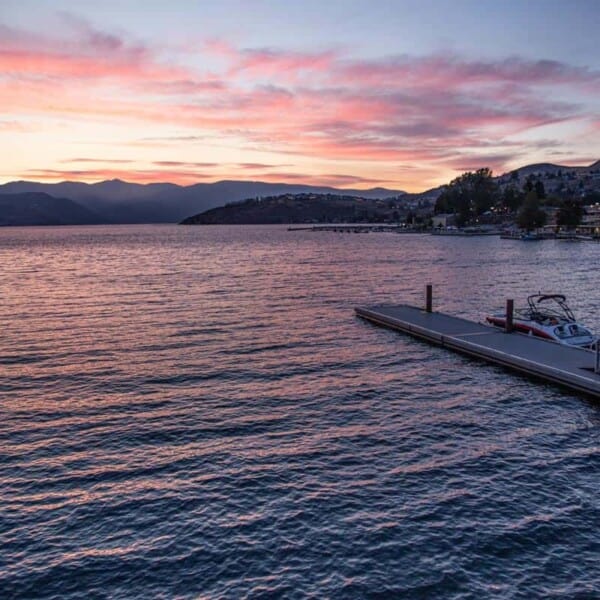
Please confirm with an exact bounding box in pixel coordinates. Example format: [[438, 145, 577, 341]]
[[505, 299, 514, 333], [595, 341, 600, 374], [425, 284, 433, 313]]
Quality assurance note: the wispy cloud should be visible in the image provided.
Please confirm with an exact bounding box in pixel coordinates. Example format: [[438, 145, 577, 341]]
[[152, 160, 219, 167], [237, 162, 293, 169], [206, 39, 337, 81], [64, 157, 134, 164]]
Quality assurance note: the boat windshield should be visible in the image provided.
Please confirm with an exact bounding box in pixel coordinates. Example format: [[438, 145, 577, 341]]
[[554, 324, 592, 339], [527, 294, 576, 323]]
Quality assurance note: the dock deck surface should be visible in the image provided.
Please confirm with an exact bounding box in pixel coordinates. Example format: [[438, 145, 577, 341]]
[[356, 304, 600, 398]]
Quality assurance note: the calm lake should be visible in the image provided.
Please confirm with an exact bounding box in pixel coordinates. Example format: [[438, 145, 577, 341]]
[[1, 224, 599, 598]]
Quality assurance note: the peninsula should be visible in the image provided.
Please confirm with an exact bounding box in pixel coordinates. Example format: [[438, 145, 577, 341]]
[[179, 193, 406, 225]]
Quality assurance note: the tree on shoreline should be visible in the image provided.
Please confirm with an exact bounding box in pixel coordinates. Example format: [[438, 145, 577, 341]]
[[556, 199, 583, 230], [434, 168, 497, 226], [499, 185, 524, 212], [517, 191, 547, 231]]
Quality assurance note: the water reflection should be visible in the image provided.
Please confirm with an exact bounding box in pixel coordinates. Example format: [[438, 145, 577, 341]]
[[0, 225, 598, 598]]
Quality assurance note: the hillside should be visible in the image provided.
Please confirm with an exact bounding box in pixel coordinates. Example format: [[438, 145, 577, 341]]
[[495, 160, 600, 198], [181, 193, 405, 225], [0, 193, 104, 226]]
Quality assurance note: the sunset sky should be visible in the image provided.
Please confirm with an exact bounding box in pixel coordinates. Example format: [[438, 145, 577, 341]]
[[1, 0, 599, 191]]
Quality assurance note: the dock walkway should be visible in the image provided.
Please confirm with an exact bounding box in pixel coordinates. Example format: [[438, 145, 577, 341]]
[[356, 304, 600, 398], [287, 225, 420, 233]]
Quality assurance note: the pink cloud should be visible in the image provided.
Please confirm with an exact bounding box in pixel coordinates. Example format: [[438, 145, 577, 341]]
[[0, 21, 213, 88], [64, 157, 134, 164], [232, 47, 336, 78], [1, 22, 125, 75], [141, 79, 227, 95], [206, 39, 337, 81], [237, 162, 293, 169], [152, 160, 219, 167]]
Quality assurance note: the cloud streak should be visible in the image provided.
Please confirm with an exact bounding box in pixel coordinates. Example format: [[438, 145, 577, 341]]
[[64, 157, 134, 164]]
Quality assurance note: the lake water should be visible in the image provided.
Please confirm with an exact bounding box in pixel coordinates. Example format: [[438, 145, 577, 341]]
[[1, 225, 599, 599]]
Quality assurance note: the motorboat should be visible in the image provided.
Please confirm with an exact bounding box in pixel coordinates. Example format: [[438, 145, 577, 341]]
[[500, 231, 545, 241], [520, 232, 544, 241], [486, 294, 597, 348]]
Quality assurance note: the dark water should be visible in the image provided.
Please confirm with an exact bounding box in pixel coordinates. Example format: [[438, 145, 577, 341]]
[[1, 225, 599, 599]]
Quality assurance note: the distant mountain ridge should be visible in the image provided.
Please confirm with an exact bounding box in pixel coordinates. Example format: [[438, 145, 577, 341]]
[[0, 179, 178, 200], [0, 179, 406, 224]]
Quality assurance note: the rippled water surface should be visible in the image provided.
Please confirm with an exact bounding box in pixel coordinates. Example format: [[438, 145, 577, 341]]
[[1, 225, 599, 599]]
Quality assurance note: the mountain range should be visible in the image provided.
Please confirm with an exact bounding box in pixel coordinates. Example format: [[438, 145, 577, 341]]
[[0, 160, 598, 226], [0, 179, 405, 225]]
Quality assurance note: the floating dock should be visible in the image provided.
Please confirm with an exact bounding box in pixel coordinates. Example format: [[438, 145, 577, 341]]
[[355, 302, 600, 398], [287, 225, 420, 233]]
